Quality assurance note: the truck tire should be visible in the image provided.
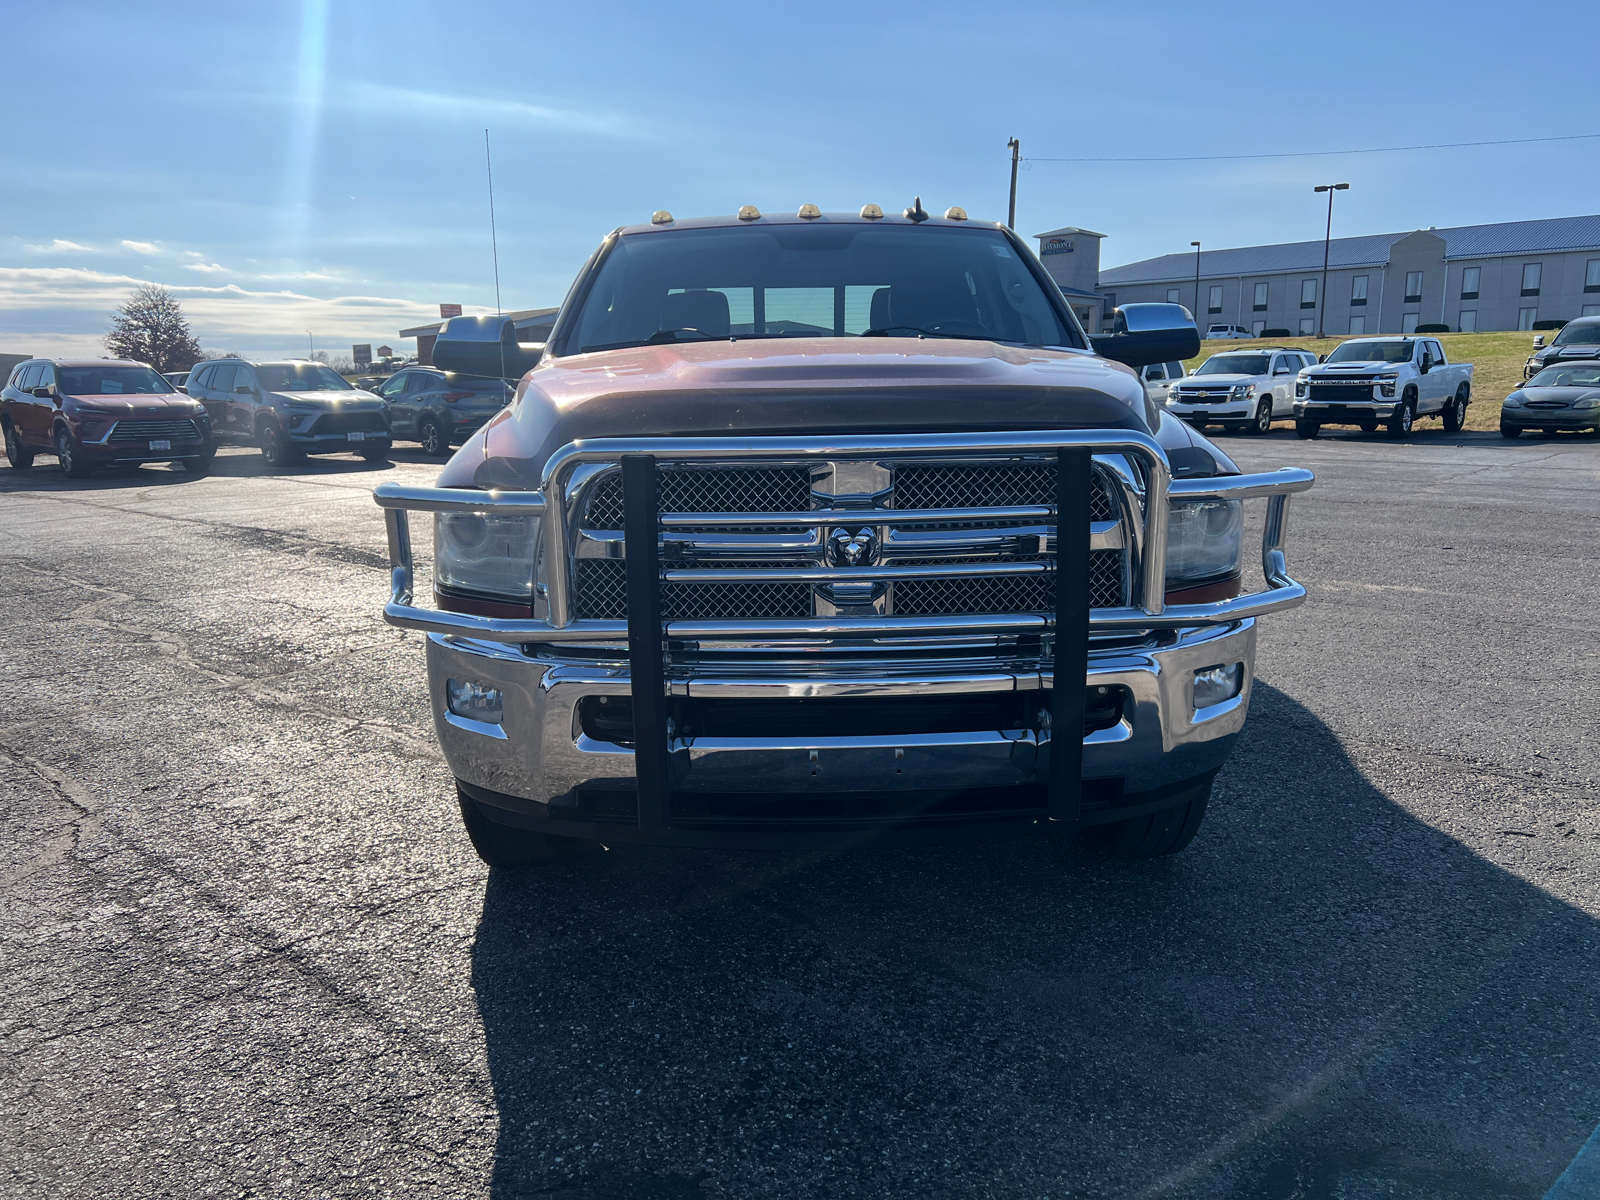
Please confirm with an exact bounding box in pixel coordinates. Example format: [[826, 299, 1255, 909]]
[[1359, 420, 1378, 433], [457, 787, 585, 867], [1443, 385, 1469, 433], [1079, 777, 1213, 858], [1500, 422, 1521, 439], [1388, 394, 1415, 438], [1294, 418, 1319, 439], [3, 421, 33, 469], [1250, 398, 1272, 435]]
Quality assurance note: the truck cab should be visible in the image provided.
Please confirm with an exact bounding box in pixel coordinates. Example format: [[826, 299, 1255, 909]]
[[373, 206, 1312, 864]]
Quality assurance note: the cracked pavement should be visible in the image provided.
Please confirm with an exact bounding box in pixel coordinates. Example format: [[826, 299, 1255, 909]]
[[1, 431, 1597, 1198]]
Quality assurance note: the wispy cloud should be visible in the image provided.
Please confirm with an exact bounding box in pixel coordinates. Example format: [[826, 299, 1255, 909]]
[[344, 82, 654, 140], [26, 239, 94, 253], [121, 240, 159, 254], [184, 262, 228, 273]]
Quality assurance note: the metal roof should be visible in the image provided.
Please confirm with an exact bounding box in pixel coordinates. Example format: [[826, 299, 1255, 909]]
[[1034, 225, 1107, 239], [1098, 213, 1600, 286]]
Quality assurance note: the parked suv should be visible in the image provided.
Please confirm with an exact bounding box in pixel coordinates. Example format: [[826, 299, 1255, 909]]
[[372, 367, 513, 456], [1138, 360, 1187, 406], [1205, 324, 1252, 340], [2, 358, 215, 477], [1166, 348, 1316, 434], [186, 359, 391, 466]]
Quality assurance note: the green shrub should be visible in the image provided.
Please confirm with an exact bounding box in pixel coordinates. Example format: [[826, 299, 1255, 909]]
[[1415, 323, 1450, 333], [1260, 328, 1292, 338], [1532, 319, 1568, 330]]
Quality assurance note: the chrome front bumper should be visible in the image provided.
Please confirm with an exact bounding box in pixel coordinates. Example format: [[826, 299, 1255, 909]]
[[428, 620, 1255, 847]]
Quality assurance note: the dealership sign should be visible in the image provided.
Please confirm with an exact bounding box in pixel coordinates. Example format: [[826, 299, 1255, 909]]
[[352, 344, 372, 367], [439, 303, 463, 319]]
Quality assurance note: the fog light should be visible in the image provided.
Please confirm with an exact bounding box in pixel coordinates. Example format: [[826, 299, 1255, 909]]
[[447, 679, 503, 724], [1193, 663, 1243, 709]]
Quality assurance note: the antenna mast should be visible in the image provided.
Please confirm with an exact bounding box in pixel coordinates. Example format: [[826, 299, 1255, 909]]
[[485, 128, 508, 383]]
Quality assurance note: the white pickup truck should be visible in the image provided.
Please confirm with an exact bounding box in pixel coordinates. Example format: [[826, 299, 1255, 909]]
[[1293, 336, 1473, 438]]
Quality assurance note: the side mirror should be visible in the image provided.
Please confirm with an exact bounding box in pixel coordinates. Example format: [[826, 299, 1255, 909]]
[[1533, 335, 1546, 349], [1318, 354, 1328, 363], [31, 386, 53, 399], [1088, 303, 1200, 370], [235, 385, 253, 394], [432, 315, 544, 380]]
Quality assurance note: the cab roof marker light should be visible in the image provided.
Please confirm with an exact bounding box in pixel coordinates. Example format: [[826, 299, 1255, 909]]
[[944, 206, 969, 221], [737, 205, 761, 221], [651, 210, 674, 225], [797, 203, 822, 219], [859, 204, 884, 219]]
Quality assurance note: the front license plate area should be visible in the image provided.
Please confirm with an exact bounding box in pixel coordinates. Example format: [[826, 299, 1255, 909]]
[[347, 431, 365, 443], [148, 439, 171, 451]]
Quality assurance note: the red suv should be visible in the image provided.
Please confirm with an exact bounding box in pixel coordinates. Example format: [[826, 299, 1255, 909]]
[[2, 358, 215, 477]]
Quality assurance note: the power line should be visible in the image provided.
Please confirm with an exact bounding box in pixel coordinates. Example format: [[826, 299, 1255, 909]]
[[1022, 132, 1600, 164]]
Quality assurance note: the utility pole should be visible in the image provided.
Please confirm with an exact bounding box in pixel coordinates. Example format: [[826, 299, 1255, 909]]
[[307, 331, 314, 357], [1313, 183, 1349, 338], [1191, 241, 1202, 323], [1006, 137, 1020, 230]]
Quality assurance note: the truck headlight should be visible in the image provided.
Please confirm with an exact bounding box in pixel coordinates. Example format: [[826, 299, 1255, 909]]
[[1294, 381, 1307, 398], [434, 511, 538, 601], [1165, 499, 1243, 586], [1230, 383, 1253, 399], [1377, 373, 1398, 397]]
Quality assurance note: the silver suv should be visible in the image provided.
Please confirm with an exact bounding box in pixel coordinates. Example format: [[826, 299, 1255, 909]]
[[187, 359, 391, 466], [1167, 347, 1317, 435]]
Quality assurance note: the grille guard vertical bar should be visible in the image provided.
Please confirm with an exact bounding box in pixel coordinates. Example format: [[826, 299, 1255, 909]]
[[623, 455, 671, 833], [1049, 447, 1091, 824]]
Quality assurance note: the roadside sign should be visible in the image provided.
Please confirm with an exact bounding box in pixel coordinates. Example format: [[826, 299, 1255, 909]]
[[352, 343, 372, 367], [377, 345, 393, 358], [439, 303, 463, 319]]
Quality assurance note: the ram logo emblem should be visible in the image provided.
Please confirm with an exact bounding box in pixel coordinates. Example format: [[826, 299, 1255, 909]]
[[828, 526, 879, 568]]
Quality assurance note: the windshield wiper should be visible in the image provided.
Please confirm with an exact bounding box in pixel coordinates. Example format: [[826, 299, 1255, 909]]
[[861, 325, 994, 341]]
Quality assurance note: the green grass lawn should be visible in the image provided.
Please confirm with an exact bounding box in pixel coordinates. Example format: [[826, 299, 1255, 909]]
[[1184, 330, 1546, 432]]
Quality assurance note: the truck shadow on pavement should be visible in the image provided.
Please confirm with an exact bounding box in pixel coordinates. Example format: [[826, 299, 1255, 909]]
[[469, 682, 1598, 1200]]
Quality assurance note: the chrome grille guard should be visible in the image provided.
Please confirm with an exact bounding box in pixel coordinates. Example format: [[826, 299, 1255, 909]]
[[373, 431, 1313, 644]]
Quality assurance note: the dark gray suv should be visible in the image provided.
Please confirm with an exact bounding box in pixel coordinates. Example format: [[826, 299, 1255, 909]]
[[187, 359, 391, 466], [372, 368, 512, 456]]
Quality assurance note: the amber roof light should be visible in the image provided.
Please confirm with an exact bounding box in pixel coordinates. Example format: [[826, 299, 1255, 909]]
[[737, 205, 761, 221], [651, 211, 674, 225], [859, 204, 884, 219]]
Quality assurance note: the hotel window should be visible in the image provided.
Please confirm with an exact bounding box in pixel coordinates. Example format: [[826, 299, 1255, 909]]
[[1583, 304, 1600, 317], [1518, 307, 1538, 331], [1102, 292, 1116, 319], [1299, 317, 1315, 335], [1300, 279, 1317, 309], [1166, 288, 1180, 304], [1208, 284, 1223, 314], [1251, 319, 1266, 336], [1458, 310, 1477, 333], [1350, 275, 1368, 306], [1402, 312, 1420, 333], [1348, 315, 1366, 335], [1586, 259, 1600, 293], [1404, 271, 1423, 304], [1521, 263, 1541, 296], [1459, 266, 1480, 300], [1252, 282, 1268, 311]]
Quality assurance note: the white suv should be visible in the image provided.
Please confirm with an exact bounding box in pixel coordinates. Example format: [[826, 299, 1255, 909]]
[[1138, 359, 1188, 406], [1166, 347, 1317, 434], [1205, 324, 1252, 340]]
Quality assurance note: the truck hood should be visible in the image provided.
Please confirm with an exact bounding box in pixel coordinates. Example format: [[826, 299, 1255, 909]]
[[1305, 361, 1396, 372], [445, 337, 1167, 486]]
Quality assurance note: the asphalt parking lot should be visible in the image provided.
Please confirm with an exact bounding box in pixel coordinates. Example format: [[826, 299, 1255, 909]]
[[2, 427, 1598, 1199]]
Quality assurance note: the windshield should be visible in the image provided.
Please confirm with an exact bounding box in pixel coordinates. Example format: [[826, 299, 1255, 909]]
[[256, 364, 353, 392], [1326, 340, 1413, 364], [1194, 354, 1269, 377], [1528, 364, 1600, 388], [1551, 319, 1600, 346], [563, 223, 1080, 355], [57, 366, 174, 395]]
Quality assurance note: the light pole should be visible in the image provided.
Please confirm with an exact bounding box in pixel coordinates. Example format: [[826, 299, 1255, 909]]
[[1006, 137, 1020, 230], [307, 331, 314, 358], [1191, 241, 1202, 325], [1313, 183, 1349, 338]]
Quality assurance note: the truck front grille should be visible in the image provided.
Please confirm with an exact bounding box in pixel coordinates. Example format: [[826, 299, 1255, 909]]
[[1308, 383, 1375, 403], [570, 460, 1130, 622]]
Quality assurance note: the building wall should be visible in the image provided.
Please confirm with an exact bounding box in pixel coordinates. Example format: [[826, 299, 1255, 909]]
[[1099, 242, 1600, 336]]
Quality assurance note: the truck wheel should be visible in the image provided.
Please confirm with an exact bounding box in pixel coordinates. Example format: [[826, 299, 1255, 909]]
[[1499, 422, 1521, 439], [457, 787, 585, 867], [417, 417, 448, 457], [1443, 385, 1469, 433], [3, 421, 33, 469], [1079, 777, 1213, 858], [1359, 420, 1378, 433], [1294, 419, 1319, 439], [1250, 399, 1272, 435], [1388, 396, 1415, 438], [55, 425, 93, 478]]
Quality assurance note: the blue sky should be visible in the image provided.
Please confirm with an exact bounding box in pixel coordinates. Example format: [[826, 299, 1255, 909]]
[[5, 0, 1597, 359]]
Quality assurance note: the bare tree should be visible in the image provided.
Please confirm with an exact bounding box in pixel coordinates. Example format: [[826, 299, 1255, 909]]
[[105, 285, 204, 372]]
